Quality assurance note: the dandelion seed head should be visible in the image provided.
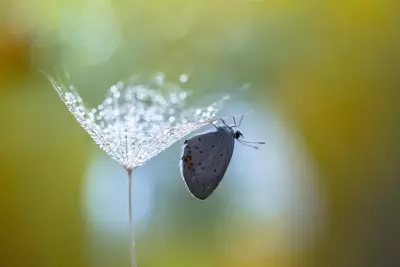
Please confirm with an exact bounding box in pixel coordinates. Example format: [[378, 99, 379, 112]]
[[49, 73, 229, 170]]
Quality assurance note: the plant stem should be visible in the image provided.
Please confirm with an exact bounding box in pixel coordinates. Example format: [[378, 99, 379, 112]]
[[128, 169, 136, 267]]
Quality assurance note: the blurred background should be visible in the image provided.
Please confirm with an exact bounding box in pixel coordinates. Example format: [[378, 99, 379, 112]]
[[1, 0, 399, 267]]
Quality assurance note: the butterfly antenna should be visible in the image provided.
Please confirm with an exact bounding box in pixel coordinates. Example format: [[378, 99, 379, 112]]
[[238, 140, 259, 149], [232, 116, 237, 127], [240, 140, 266, 145]]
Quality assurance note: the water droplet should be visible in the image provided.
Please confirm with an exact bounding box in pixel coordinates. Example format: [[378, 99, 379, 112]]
[[179, 92, 187, 100], [179, 74, 188, 83], [155, 72, 165, 85], [110, 86, 118, 93]]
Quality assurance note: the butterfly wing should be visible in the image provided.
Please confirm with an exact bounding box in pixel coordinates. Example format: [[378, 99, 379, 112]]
[[180, 126, 235, 200]]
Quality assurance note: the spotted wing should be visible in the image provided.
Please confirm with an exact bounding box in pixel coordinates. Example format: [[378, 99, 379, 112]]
[[180, 127, 235, 200]]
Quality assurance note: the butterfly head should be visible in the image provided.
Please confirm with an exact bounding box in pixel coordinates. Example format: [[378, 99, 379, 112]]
[[219, 115, 265, 149], [234, 129, 244, 140]]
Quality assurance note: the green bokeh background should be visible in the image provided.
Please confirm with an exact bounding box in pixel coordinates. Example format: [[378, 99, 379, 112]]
[[1, 1, 399, 267]]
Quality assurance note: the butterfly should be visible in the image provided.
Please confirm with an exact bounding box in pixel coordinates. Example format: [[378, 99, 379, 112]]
[[180, 116, 265, 200]]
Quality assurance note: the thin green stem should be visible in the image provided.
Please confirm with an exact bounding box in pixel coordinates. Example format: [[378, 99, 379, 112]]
[[128, 169, 136, 267]]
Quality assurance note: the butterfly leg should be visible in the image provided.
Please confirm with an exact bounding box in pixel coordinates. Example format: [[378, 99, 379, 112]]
[[220, 117, 229, 127], [209, 121, 219, 130]]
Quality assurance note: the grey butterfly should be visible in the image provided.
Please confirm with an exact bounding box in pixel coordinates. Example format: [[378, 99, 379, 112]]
[[180, 116, 265, 200]]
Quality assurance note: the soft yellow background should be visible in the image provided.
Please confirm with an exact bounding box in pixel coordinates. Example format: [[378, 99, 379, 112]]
[[1, 1, 399, 267]]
